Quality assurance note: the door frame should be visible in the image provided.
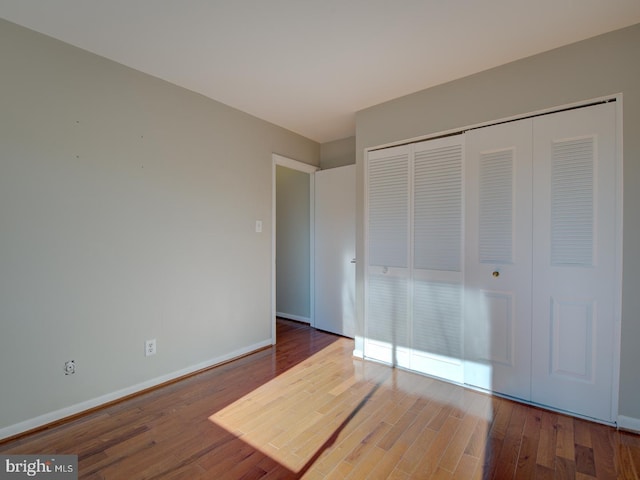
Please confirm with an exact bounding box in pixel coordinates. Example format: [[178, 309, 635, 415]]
[[271, 154, 319, 344]]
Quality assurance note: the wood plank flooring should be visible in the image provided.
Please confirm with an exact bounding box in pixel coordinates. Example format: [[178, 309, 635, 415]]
[[1, 319, 639, 479]]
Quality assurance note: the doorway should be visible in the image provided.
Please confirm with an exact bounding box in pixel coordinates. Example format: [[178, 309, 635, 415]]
[[271, 154, 318, 343]]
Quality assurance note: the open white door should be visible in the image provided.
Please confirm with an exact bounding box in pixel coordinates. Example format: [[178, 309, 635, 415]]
[[314, 165, 356, 337]]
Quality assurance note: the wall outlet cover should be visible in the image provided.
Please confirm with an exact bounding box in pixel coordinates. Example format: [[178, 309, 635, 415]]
[[145, 339, 157, 356]]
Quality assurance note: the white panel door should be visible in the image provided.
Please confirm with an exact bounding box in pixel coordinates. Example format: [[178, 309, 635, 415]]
[[532, 102, 618, 422], [314, 165, 356, 337], [464, 119, 533, 399], [411, 135, 465, 382], [365, 145, 411, 366]]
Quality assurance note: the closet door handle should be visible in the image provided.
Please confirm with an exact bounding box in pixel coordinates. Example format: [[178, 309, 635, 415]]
[[492, 270, 500, 278]]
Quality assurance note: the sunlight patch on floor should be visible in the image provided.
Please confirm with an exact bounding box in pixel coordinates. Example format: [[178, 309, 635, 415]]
[[208, 341, 380, 473]]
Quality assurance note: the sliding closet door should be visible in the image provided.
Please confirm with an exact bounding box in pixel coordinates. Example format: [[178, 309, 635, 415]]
[[531, 102, 618, 422], [364, 145, 410, 366], [464, 119, 533, 399], [411, 136, 464, 382]]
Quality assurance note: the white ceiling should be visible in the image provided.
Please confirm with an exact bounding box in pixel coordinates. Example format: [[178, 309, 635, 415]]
[[1, 1, 640, 143]]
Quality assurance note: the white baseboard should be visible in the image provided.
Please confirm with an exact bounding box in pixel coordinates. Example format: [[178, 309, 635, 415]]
[[276, 312, 311, 324], [0, 339, 271, 441], [618, 415, 640, 433], [352, 349, 364, 358]]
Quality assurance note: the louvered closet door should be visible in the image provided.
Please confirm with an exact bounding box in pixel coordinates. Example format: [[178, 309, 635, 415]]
[[464, 119, 533, 399], [411, 136, 464, 382], [531, 102, 618, 422], [365, 145, 410, 366]]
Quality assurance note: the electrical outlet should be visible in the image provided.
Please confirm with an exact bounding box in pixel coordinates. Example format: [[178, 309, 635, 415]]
[[145, 339, 156, 357], [64, 360, 76, 375]]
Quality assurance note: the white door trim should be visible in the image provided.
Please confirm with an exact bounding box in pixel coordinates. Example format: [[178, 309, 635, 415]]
[[271, 154, 319, 344], [612, 93, 623, 425]]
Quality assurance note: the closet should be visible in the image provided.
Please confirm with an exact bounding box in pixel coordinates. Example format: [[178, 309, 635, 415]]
[[364, 101, 620, 423]]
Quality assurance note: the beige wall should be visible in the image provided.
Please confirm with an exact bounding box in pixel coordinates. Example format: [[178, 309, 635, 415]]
[[0, 19, 319, 436], [355, 24, 640, 422], [320, 136, 355, 169]]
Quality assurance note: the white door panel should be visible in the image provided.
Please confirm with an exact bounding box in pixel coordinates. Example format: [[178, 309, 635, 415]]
[[465, 119, 533, 400], [364, 136, 465, 380], [532, 102, 617, 422], [365, 145, 410, 363], [411, 136, 465, 381], [314, 165, 356, 337]]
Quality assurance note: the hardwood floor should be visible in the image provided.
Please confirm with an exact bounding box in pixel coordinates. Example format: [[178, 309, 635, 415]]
[[2, 319, 639, 479]]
